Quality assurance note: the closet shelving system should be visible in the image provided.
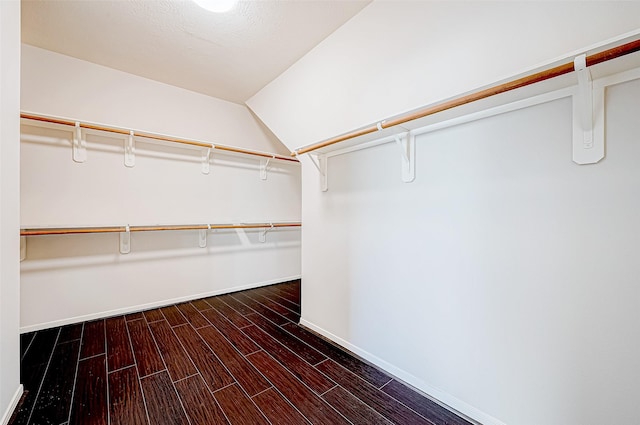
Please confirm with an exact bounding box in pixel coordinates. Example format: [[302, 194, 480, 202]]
[[293, 37, 640, 156], [20, 113, 301, 257], [290, 37, 640, 191]]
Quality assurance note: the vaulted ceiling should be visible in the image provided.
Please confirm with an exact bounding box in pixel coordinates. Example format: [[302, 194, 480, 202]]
[[22, 0, 370, 104]]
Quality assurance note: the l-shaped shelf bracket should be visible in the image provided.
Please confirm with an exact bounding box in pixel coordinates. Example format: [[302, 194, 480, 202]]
[[260, 156, 275, 180], [124, 131, 135, 167], [72, 122, 87, 163], [259, 223, 275, 243], [199, 224, 211, 248], [308, 154, 328, 192], [120, 225, 131, 254], [573, 54, 604, 165], [201, 148, 212, 174], [392, 131, 416, 183]]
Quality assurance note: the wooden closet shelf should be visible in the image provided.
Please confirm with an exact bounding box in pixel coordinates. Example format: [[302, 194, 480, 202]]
[[293, 37, 640, 156], [21, 222, 302, 236], [20, 112, 299, 163]]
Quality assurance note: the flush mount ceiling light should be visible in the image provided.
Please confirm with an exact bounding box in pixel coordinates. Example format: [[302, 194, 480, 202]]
[[193, 0, 238, 13]]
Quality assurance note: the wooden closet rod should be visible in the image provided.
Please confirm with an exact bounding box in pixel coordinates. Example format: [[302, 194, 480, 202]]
[[293, 38, 640, 156], [21, 222, 302, 236], [20, 113, 299, 163]]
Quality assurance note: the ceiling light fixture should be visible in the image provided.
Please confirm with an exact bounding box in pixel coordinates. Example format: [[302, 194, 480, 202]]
[[193, 0, 238, 13]]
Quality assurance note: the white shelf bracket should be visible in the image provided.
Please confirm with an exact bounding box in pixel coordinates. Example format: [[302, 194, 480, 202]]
[[201, 148, 211, 174], [309, 154, 328, 192], [124, 131, 135, 167], [259, 223, 274, 243], [260, 156, 273, 180], [392, 132, 415, 182], [199, 224, 210, 248], [20, 236, 26, 262], [572, 54, 603, 164], [72, 122, 87, 163], [120, 224, 131, 254]]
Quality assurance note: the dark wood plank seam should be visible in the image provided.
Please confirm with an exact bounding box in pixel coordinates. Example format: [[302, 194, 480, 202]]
[[217, 295, 256, 317], [160, 321, 218, 424], [103, 322, 111, 425], [167, 322, 234, 392], [208, 381, 236, 395], [20, 332, 37, 362], [260, 321, 326, 367], [124, 315, 153, 425], [317, 359, 437, 425], [254, 288, 301, 315], [107, 364, 136, 375], [319, 384, 338, 397], [172, 372, 200, 385], [77, 352, 106, 362], [378, 383, 444, 424], [25, 328, 61, 425], [160, 306, 188, 327], [239, 323, 335, 395], [200, 325, 269, 396], [170, 378, 193, 425], [56, 339, 82, 345], [218, 382, 272, 424], [381, 380, 470, 425], [248, 387, 273, 399], [246, 350, 351, 425], [379, 377, 393, 389], [235, 292, 292, 325], [65, 324, 84, 424], [137, 369, 166, 380], [258, 385, 314, 425]]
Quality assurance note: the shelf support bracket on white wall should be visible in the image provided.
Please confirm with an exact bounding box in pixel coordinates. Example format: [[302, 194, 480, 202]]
[[393, 132, 416, 182], [20, 236, 26, 262], [199, 224, 210, 248], [260, 157, 273, 180], [573, 54, 604, 165], [259, 223, 274, 243], [201, 148, 211, 174], [124, 131, 135, 167], [120, 225, 131, 254], [72, 122, 87, 163], [308, 154, 328, 192]]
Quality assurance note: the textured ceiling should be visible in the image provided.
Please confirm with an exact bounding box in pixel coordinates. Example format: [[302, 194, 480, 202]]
[[21, 0, 370, 104]]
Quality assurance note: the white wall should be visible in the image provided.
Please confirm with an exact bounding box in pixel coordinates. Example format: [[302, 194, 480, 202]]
[[247, 2, 640, 425], [298, 82, 640, 425], [22, 44, 287, 155], [248, 1, 640, 151], [20, 46, 301, 331], [0, 0, 23, 423]]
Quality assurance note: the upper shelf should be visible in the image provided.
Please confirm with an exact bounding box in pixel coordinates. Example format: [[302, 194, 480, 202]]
[[21, 112, 299, 163], [292, 36, 640, 157]]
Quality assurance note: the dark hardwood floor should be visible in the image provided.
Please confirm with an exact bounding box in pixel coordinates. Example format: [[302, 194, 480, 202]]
[[13, 280, 472, 425]]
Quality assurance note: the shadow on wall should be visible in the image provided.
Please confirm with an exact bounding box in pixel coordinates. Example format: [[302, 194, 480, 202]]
[[20, 228, 301, 272]]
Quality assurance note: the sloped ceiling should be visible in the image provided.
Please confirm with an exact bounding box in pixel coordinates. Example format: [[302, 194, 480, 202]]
[[22, 0, 370, 104]]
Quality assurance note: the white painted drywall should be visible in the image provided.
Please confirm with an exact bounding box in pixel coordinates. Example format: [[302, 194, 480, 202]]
[[299, 80, 640, 425], [248, 1, 640, 151], [246, 2, 640, 424], [0, 1, 23, 423], [22, 44, 288, 155], [20, 46, 301, 331]]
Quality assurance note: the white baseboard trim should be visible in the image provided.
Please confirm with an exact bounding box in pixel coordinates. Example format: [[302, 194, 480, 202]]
[[1, 385, 23, 425], [20, 275, 301, 333], [300, 319, 507, 425]]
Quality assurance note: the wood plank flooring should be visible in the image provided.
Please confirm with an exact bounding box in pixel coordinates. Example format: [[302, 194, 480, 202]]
[[13, 280, 472, 425]]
